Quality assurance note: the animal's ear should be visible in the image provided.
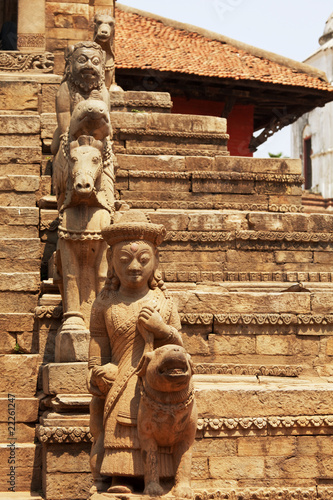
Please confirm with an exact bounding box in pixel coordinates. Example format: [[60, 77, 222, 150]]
[[70, 140, 79, 152], [136, 352, 153, 378], [92, 139, 104, 152]]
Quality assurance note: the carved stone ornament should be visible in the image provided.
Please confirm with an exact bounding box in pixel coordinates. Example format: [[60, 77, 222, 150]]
[[36, 413, 333, 444], [17, 33, 46, 48], [51, 41, 115, 351], [0, 51, 54, 73], [87, 210, 197, 497]]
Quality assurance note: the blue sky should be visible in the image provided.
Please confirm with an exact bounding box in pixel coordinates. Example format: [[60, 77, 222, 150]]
[[118, 0, 333, 157]]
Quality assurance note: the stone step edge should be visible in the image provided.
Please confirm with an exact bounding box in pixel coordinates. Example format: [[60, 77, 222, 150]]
[[36, 410, 333, 444]]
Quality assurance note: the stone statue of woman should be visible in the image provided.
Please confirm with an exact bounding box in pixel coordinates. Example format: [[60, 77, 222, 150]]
[[87, 210, 184, 495]]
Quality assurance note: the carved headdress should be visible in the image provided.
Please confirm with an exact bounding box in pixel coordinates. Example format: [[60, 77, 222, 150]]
[[102, 210, 166, 247]]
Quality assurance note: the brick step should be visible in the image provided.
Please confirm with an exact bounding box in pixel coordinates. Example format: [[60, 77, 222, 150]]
[[0, 272, 40, 292], [0, 443, 41, 493], [37, 379, 333, 497], [0, 493, 42, 499], [39, 374, 333, 420], [42, 111, 229, 156], [37, 281, 333, 376], [110, 90, 172, 113], [40, 206, 333, 281]]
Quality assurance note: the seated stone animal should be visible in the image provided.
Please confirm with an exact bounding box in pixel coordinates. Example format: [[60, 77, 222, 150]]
[[136, 344, 197, 498], [93, 13, 121, 90]]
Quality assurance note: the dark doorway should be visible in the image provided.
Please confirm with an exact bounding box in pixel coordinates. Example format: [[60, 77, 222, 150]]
[[303, 136, 312, 190], [0, 0, 18, 50]]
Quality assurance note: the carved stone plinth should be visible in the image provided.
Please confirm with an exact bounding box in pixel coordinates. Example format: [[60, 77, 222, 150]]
[[55, 330, 90, 362]]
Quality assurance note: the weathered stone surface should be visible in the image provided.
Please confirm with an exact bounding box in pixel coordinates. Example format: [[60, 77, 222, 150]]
[[117, 154, 187, 172], [192, 178, 254, 194], [187, 212, 248, 231], [37, 176, 52, 198], [247, 213, 310, 232], [268, 195, 302, 209], [0, 332, 16, 353], [41, 113, 56, 139], [0, 239, 40, 259], [275, 251, 313, 264], [210, 334, 256, 355], [150, 113, 227, 134], [209, 456, 265, 479], [17, 330, 38, 355], [311, 293, 333, 314], [0, 466, 41, 493], [128, 175, 191, 193], [265, 456, 319, 479], [193, 438, 237, 457], [38, 323, 58, 363], [256, 335, 317, 356], [45, 443, 90, 473], [147, 212, 190, 231], [226, 250, 275, 269], [296, 435, 332, 455], [0, 492, 43, 498], [0, 115, 40, 135], [160, 250, 226, 266], [214, 156, 301, 175], [0, 273, 40, 291], [173, 291, 311, 314], [326, 337, 333, 355], [0, 397, 39, 423], [55, 331, 89, 362], [0, 292, 38, 313], [0, 193, 38, 207], [43, 472, 93, 500], [45, 27, 90, 40], [0, 355, 40, 396], [0, 443, 41, 468], [46, 1, 90, 29], [314, 252, 333, 264], [237, 437, 296, 456], [42, 84, 59, 113], [0, 207, 39, 226], [186, 156, 215, 171], [191, 457, 209, 479], [183, 332, 210, 357], [0, 422, 35, 442], [0, 175, 40, 192], [43, 363, 88, 395], [195, 379, 333, 417], [0, 82, 40, 111], [0, 164, 40, 176], [112, 112, 227, 135], [110, 91, 172, 112]]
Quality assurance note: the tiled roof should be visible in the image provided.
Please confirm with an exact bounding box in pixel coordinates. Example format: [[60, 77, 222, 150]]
[[115, 7, 333, 93]]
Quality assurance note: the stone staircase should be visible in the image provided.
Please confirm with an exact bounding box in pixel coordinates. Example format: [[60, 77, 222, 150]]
[[0, 74, 60, 497], [2, 87, 333, 498]]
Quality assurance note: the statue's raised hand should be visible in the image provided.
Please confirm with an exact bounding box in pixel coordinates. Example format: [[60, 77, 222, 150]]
[[138, 305, 169, 340]]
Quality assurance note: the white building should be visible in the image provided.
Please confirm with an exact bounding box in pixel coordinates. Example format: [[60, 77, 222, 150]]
[[292, 13, 333, 199]]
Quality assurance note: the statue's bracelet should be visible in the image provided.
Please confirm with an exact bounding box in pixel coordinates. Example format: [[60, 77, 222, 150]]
[[164, 326, 178, 342]]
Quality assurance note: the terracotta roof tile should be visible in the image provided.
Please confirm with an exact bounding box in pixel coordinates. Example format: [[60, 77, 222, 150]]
[[115, 8, 333, 93]]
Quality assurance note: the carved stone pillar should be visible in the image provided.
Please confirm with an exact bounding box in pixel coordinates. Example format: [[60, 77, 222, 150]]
[[17, 0, 45, 52]]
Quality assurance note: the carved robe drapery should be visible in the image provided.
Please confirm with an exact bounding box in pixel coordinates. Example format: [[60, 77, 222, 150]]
[[89, 286, 182, 477]]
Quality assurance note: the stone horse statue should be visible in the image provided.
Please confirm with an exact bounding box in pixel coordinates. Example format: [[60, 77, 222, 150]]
[[53, 98, 115, 359]]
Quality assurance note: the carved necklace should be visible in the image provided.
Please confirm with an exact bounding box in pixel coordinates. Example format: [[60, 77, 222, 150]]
[[139, 379, 195, 417]]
